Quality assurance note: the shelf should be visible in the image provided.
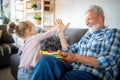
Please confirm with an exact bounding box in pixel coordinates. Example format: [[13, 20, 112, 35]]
[[15, 1, 24, 4], [26, 0, 40, 3], [14, 0, 55, 30], [27, 10, 42, 14], [44, 25, 54, 30], [35, 24, 42, 27], [15, 10, 24, 12]]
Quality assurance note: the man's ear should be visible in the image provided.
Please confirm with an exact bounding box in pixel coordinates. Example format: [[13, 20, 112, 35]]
[[98, 15, 104, 22]]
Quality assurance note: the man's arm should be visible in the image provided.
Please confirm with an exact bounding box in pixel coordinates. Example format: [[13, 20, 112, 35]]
[[61, 51, 99, 68], [59, 31, 69, 50], [74, 54, 99, 68], [55, 19, 70, 50]]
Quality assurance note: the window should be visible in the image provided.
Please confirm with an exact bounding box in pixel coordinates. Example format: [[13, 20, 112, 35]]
[[0, 0, 3, 18]]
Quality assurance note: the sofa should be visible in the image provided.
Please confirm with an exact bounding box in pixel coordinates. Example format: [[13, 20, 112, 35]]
[[10, 28, 120, 80], [0, 25, 18, 68], [10, 28, 88, 79]]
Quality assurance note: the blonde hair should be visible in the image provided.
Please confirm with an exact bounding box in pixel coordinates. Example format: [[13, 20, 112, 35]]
[[7, 21, 35, 38]]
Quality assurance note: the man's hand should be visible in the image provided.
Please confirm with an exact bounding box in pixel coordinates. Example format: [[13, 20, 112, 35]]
[[55, 19, 70, 32], [60, 51, 76, 64]]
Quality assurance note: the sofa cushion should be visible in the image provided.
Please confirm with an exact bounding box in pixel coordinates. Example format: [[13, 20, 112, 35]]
[[65, 28, 88, 45], [0, 25, 14, 44], [0, 43, 18, 56]]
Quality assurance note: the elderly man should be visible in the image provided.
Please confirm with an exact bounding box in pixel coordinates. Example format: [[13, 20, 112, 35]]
[[31, 5, 120, 80]]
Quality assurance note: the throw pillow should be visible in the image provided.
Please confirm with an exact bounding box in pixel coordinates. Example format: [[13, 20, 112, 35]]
[[0, 30, 2, 39], [0, 43, 18, 56], [0, 25, 14, 44]]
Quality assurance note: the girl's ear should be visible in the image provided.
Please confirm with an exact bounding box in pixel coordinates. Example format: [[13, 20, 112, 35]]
[[26, 28, 31, 33], [27, 27, 32, 32]]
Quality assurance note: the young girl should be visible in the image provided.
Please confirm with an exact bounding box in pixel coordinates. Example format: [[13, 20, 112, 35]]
[[7, 21, 61, 80]]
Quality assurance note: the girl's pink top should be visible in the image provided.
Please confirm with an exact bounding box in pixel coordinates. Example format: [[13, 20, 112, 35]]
[[19, 27, 59, 69]]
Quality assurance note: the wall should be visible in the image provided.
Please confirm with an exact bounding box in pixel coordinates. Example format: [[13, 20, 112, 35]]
[[55, 0, 120, 29]]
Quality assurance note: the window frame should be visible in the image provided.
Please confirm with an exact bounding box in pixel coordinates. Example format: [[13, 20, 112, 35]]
[[0, 0, 3, 18]]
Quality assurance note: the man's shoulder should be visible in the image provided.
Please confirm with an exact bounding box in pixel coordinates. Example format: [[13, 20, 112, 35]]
[[105, 28, 120, 34], [114, 28, 120, 33], [100, 28, 120, 40], [106, 28, 120, 41]]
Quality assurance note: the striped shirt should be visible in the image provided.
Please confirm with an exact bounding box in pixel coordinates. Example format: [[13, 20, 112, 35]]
[[65, 27, 120, 80]]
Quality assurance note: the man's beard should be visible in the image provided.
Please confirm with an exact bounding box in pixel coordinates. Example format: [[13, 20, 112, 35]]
[[88, 24, 99, 33]]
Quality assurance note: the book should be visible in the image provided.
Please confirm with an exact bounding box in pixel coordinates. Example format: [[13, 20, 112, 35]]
[[40, 50, 62, 58]]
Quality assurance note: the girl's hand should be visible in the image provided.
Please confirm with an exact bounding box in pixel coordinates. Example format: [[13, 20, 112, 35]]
[[55, 19, 70, 32]]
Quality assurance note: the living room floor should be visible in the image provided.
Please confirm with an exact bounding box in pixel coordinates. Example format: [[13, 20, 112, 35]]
[[0, 66, 15, 80]]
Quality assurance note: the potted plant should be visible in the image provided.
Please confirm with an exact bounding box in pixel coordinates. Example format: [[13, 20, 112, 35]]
[[34, 15, 41, 25], [31, 4, 37, 10], [0, 10, 10, 24]]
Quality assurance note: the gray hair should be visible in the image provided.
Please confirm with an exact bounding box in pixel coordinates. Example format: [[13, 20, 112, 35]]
[[86, 5, 104, 18]]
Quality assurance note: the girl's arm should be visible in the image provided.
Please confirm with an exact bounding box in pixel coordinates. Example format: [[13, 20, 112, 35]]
[[35, 26, 59, 41]]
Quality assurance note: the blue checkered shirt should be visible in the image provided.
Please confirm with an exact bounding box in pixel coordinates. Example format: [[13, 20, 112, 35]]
[[65, 27, 120, 80]]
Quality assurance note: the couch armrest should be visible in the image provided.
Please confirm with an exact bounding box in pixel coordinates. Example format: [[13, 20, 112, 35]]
[[10, 54, 20, 80]]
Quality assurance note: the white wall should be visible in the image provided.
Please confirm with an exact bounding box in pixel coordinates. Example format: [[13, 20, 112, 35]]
[[55, 0, 120, 29]]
